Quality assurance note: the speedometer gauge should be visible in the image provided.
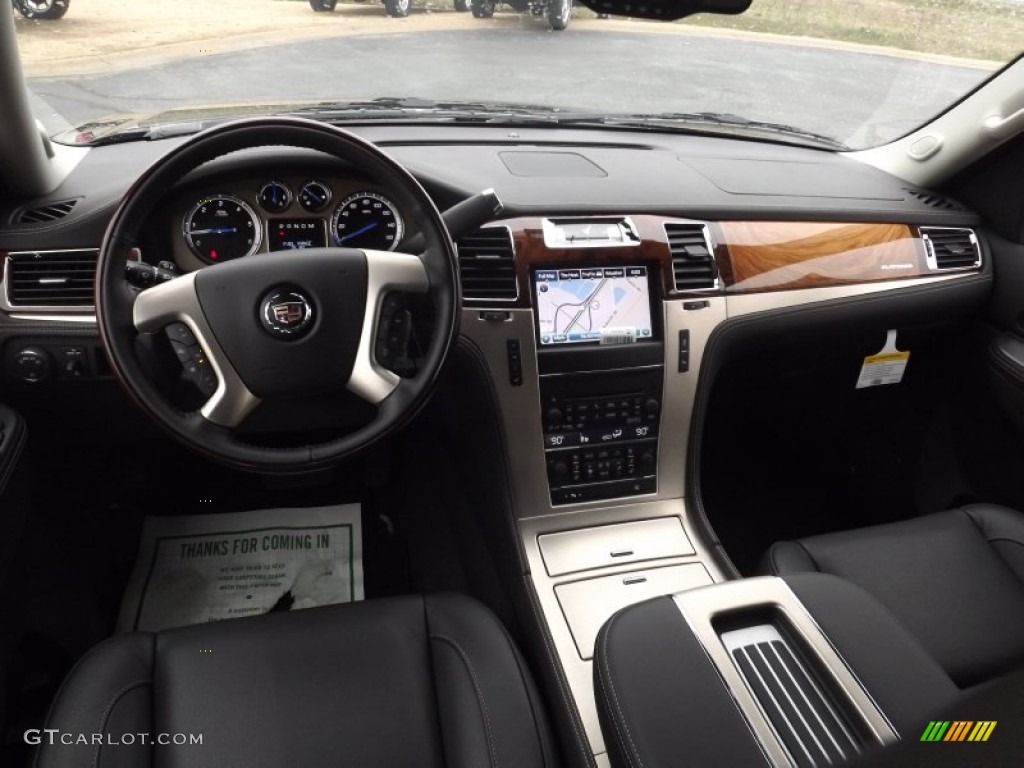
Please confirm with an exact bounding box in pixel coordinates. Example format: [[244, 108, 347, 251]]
[[331, 192, 404, 251], [183, 195, 261, 263]]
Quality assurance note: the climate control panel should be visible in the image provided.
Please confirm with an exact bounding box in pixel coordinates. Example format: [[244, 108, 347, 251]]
[[540, 368, 662, 505]]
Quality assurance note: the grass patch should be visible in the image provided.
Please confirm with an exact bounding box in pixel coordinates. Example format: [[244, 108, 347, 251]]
[[683, 0, 1023, 62]]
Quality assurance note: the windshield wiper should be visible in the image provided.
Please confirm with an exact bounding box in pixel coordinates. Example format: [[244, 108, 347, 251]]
[[551, 112, 849, 150], [281, 97, 567, 120], [71, 100, 845, 150], [66, 119, 224, 146], [284, 99, 847, 150]]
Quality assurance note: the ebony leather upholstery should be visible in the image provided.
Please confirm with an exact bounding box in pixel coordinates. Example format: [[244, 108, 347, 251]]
[[762, 504, 1024, 687], [594, 574, 960, 768], [35, 593, 557, 768]]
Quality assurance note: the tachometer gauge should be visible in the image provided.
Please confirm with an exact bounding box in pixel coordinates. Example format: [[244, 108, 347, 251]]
[[331, 192, 404, 251], [183, 195, 261, 263], [257, 181, 291, 213], [298, 180, 332, 213]]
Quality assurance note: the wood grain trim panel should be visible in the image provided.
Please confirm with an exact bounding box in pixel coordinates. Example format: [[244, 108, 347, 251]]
[[475, 218, 960, 307], [716, 221, 927, 293]]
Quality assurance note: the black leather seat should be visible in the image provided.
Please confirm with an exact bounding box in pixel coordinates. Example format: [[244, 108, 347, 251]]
[[35, 592, 558, 768], [763, 503, 1024, 687]]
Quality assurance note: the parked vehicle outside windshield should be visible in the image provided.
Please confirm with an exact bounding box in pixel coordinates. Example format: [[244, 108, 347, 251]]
[[13, 0, 1024, 150]]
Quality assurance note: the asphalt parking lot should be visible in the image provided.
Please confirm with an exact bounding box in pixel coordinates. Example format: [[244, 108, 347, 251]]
[[14, 0, 994, 147]]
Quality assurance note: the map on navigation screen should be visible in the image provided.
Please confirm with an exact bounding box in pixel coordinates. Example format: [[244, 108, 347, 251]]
[[534, 266, 653, 346]]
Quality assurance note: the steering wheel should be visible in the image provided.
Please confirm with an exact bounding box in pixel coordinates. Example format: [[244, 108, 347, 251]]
[[96, 117, 459, 472]]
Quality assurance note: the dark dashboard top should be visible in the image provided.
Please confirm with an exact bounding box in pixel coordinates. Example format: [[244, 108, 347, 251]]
[[0, 124, 978, 255]]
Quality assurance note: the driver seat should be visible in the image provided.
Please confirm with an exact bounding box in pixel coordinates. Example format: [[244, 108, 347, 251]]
[[34, 593, 558, 768]]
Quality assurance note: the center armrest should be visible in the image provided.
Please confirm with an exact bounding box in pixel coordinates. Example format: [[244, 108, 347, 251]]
[[594, 574, 960, 768]]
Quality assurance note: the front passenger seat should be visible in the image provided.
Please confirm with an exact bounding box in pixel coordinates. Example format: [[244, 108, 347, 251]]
[[35, 592, 558, 768], [763, 504, 1024, 688]]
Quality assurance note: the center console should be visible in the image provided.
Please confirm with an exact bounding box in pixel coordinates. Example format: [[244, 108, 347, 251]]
[[532, 264, 664, 505], [460, 215, 729, 765]]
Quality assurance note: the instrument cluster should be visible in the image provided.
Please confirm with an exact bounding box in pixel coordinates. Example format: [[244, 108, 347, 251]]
[[177, 177, 405, 268]]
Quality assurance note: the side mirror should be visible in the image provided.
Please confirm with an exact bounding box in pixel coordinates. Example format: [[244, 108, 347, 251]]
[[576, 0, 751, 21]]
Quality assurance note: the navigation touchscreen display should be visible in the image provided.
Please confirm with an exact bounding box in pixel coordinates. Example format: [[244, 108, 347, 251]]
[[534, 266, 654, 346]]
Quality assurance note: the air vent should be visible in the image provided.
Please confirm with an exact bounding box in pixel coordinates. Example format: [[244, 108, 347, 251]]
[[457, 226, 517, 302], [722, 625, 865, 768], [15, 199, 79, 225], [921, 227, 981, 272], [904, 188, 964, 212], [664, 222, 718, 291], [5, 249, 98, 308]]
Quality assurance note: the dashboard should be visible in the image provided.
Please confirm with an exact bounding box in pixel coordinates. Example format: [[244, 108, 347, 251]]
[[0, 127, 992, 410], [0, 122, 1002, 763]]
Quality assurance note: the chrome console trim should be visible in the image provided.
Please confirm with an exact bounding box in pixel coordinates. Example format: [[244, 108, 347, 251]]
[[920, 226, 981, 273], [663, 220, 721, 293], [673, 577, 898, 767], [458, 224, 520, 303], [2, 248, 99, 313]]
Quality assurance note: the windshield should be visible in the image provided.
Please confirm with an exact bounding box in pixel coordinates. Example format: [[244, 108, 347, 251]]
[[14, 0, 1023, 150]]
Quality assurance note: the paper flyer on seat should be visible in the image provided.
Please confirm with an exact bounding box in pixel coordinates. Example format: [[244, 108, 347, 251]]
[[117, 504, 363, 633]]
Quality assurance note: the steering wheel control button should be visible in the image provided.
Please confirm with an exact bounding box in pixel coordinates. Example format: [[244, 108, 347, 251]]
[[260, 288, 315, 339], [166, 322, 198, 347], [375, 293, 414, 373], [162, 324, 216, 396], [169, 341, 193, 363], [182, 357, 218, 397]]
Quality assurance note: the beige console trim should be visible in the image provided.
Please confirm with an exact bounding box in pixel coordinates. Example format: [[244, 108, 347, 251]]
[[539, 516, 694, 577], [520, 500, 727, 756], [459, 296, 726, 518]]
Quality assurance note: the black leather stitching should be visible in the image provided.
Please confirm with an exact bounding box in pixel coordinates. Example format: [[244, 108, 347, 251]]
[[794, 541, 821, 572], [958, 508, 1024, 587], [92, 680, 150, 768], [430, 634, 500, 768], [421, 597, 451, 768], [491, 617, 552, 768], [988, 538, 1024, 587], [594, 612, 643, 768]]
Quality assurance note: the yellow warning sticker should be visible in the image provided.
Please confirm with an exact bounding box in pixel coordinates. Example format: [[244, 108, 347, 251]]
[[856, 331, 910, 389], [864, 352, 911, 365]]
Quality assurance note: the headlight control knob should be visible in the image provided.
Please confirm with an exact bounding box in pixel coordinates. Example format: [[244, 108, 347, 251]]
[[14, 346, 51, 383]]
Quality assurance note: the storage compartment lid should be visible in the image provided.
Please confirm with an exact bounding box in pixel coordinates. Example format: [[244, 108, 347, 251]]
[[555, 563, 712, 659], [539, 517, 694, 577]]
